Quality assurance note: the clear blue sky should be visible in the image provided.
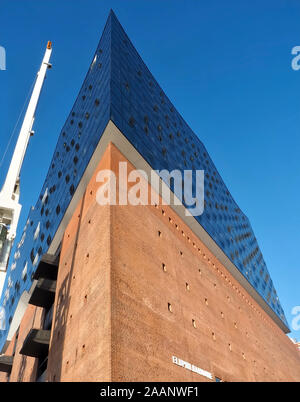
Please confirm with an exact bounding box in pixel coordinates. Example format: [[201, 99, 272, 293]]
[[0, 0, 299, 339]]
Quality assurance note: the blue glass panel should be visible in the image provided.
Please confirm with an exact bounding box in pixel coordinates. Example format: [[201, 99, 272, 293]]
[[0, 11, 288, 350]]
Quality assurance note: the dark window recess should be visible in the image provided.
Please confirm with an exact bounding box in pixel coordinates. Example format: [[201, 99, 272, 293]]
[[32, 253, 59, 382], [69, 185, 75, 196], [40, 206, 44, 216], [56, 205, 60, 215], [58, 171, 62, 178], [65, 175, 70, 184], [0, 356, 13, 374], [20, 329, 50, 359], [46, 221, 50, 230], [95, 99, 100, 106], [36, 357, 48, 382], [45, 209, 49, 217], [33, 254, 59, 281], [46, 236, 51, 246], [71, 139, 75, 146], [40, 233, 45, 242], [29, 278, 56, 310], [73, 156, 78, 165], [30, 249, 35, 263], [44, 305, 54, 331], [78, 122, 83, 128], [75, 144, 80, 151], [128, 117, 135, 127], [88, 85, 92, 90], [85, 112, 90, 119]]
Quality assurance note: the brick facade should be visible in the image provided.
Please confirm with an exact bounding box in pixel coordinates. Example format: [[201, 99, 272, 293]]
[[1, 142, 300, 382]]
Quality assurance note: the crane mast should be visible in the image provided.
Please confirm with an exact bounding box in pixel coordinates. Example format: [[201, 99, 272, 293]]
[[0, 42, 52, 295]]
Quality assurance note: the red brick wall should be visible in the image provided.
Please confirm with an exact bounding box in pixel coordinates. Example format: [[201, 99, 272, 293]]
[[0, 332, 16, 382], [2, 142, 300, 382], [0, 305, 44, 382], [46, 144, 113, 382], [108, 144, 300, 382]]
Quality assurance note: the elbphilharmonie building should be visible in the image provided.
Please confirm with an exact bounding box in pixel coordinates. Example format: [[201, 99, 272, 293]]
[[0, 11, 299, 382]]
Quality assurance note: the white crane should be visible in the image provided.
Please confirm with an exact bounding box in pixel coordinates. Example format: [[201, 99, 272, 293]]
[[0, 42, 52, 295]]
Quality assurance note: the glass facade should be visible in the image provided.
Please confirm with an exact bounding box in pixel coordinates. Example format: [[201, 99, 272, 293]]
[[0, 11, 288, 350]]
